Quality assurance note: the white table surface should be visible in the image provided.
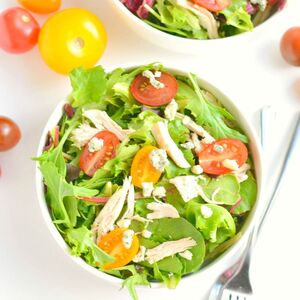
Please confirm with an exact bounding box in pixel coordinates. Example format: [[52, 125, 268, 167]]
[[1, 1, 300, 299]]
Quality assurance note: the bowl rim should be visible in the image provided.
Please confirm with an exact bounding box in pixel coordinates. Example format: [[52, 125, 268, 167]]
[[111, 0, 286, 44], [35, 64, 264, 289]]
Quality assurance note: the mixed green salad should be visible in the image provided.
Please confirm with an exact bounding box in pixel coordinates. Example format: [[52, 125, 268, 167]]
[[120, 0, 286, 39], [36, 63, 257, 299]]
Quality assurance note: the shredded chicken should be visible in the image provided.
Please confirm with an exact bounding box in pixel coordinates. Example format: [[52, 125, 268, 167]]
[[176, 0, 219, 39], [83, 109, 134, 141], [146, 201, 180, 219], [71, 122, 101, 148], [131, 214, 152, 223], [92, 177, 132, 243], [117, 184, 135, 228], [191, 133, 203, 154], [176, 113, 215, 144], [145, 237, 197, 264], [152, 121, 190, 168]]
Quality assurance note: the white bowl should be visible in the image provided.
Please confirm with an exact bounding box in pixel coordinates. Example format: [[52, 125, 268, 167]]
[[36, 65, 264, 295], [110, 0, 289, 54]]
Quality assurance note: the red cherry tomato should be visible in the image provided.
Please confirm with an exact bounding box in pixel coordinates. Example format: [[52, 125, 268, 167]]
[[191, 0, 231, 12], [79, 130, 120, 177], [0, 7, 39, 54], [0, 116, 21, 151], [280, 27, 300, 66], [198, 138, 248, 175], [130, 71, 178, 106]]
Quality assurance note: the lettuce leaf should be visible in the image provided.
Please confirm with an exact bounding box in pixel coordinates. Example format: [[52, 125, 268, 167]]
[[40, 161, 98, 228], [186, 202, 236, 252], [78, 142, 140, 189], [146, 0, 208, 39], [65, 227, 114, 267], [129, 111, 164, 145], [168, 119, 189, 144], [220, 0, 254, 35], [70, 66, 108, 107], [176, 74, 248, 143], [115, 265, 150, 300]]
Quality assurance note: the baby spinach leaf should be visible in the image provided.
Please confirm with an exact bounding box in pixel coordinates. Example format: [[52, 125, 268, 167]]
[[232, 174, 257, 215], [202, 174, 240, 205], [146, 218, 206, 274]]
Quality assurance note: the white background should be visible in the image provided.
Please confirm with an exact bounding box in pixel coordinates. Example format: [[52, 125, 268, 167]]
[[1, 0, 300, 299]]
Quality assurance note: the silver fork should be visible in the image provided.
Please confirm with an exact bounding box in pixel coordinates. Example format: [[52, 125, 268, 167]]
[[209, 110, 300, 300]]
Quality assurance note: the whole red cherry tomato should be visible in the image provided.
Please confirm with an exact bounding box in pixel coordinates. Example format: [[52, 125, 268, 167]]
[[280, 27, 300, 66], [0, 7, 40, 54], [0, 116, 21, 151]]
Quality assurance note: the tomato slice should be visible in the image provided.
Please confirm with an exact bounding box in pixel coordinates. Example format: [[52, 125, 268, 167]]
[[130, 71, 178, 106], [130, 145, 163, 188], [198, 138, 248, 175], [79, 130, 120, 177], [98, 228, 140, 270], [191, 0, 231, 12]]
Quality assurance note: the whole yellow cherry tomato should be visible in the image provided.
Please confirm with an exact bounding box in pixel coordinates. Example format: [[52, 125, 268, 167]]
[[38, 8, 107, 74], [18, 0, 61, 14]]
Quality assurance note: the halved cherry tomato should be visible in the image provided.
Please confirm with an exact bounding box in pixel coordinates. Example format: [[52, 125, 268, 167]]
[[38, 8, 107, 74], [18, 0, 61, 14], [130, 71, 178, 106], [198, 138, 248, 175], [131, 145, 162, 188], [79, 130, 120, 177], [0, 116, 21, 151], [0, 7, 39, 54], [98, 228, 140, 270], [280, 27, 300, 66], [191, 0, 231, 12]]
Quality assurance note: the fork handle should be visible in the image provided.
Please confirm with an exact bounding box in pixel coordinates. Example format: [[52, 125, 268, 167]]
[[234, 112, 300, 274], [257, 112, 300, 236]]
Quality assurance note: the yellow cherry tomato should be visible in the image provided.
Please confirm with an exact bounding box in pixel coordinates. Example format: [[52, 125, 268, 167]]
[[130, 145, 162, 188], [98, 228, 140, 270], [38, 8, 107, 74], [18, 0, 61, 14]]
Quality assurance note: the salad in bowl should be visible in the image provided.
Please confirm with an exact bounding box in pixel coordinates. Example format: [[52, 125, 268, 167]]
[[118, 0, 286, 39], [36, 63, 261, 299]]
